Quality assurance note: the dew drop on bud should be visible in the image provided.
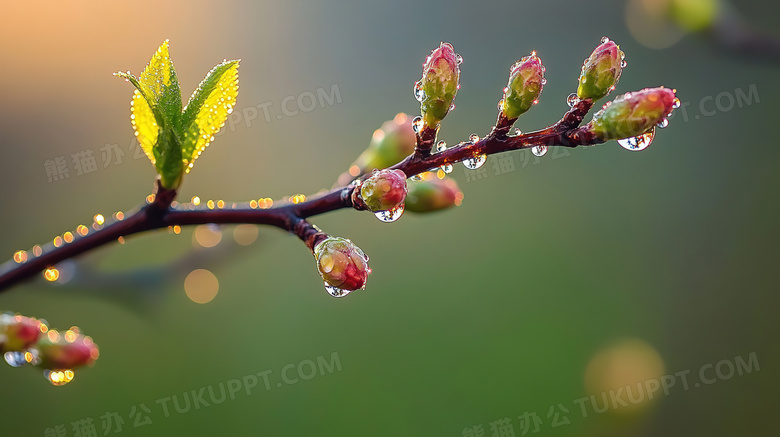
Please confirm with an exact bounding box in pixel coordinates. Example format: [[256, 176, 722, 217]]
[[463, 154, 487, 170], [374, 203, 405, 223], [4, 351, 28, 367], [413, 81, 425, 102], [435, 140, 447, 153], [455, 53, 463, 65], [497, 99, 505, 111], [566, 93, 579, 107], [324, 282, 352, 298], [531, 145, 548, 157], [672, 97, 681, 109], [620, 60, 627, 68], [541, 78, 547, 85], [656, 118, 669, 129], [412, 116, 422, 133], [469, 133, 480, 143], [617, 128, 656, 152], [44, 369, 75, 386], [601, 36, 610, 44], [449, 103, 456, 111]]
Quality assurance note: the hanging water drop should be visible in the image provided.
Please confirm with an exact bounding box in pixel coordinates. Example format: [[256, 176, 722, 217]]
[[374, 204, 405, 223], [469, 133, 480, 143], [463, 154, 487, 170], [567, 93, 579, 107], [620, 60, 627, 68], [412, 116, 422, 133], [455, 53, 463, 65], [672, 97, 681, 109], [4, 351, 27, 367], [617, 128, 656, 152], [656, 118, 669, 128], [413, 81, 425, 102], [44, 369, 75, 386], [435, 140, 447, 153], [440, 163, 453, 174], [324, 282, 352, 298], [531, 145, 548, 157]]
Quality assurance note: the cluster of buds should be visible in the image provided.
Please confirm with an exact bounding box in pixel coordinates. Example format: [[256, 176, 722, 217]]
[[0, 312, 99, 386]]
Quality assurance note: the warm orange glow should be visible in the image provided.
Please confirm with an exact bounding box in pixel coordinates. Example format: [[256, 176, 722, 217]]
[[194, 225, 222, 248], [93, 214, 105, 225], [349, 165, 361, 177], [146, 194, 156, 204], [32, 245, 42, 257], [44, 268, 60, 282], [173, 225, 182, 235], [233, 224, 259, 246], [13, 250, 28, 263], [258, 198, 274, 209], [184, 269, 219, 304], [76, 225, 89, 236], [249, 200, 258, 209], [289, 194, 306, 204], [191, 196, 201, 206], [207, 200, 215, 209], [63, 232, 74, 243], [394, 113, 408, 125], [115, 211, 125, 221], [53, 236, 63, 248]]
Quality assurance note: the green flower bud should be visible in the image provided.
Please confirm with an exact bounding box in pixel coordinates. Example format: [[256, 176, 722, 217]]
[[352, 113, 416, 173], [418, 42, 460, 127], [405, 176, 463, 213], [0, 314, 42, 352], [501, 52, 545, 119], [590, 87, 677, 140], [314, 237, 370, 292], [360, 169, 408, 212], [577, 38, 625, 101]]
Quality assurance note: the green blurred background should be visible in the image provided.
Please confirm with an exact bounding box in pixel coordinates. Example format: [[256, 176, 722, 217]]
[[1, 0, 778, 436]]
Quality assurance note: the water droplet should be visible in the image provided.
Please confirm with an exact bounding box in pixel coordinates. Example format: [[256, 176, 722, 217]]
[[324, 282, 352, 298], [601, 36, 610, 44], [455, 53, 463, 65], [513, 128, 522, 136], [440, 164, 453, 174], [617, 128, 656, 152], [463, 154, 487, 170], [374, 203, 405, 223], [620, 60, 627, 68], [413, 81, 425, 102], [656, 118, 669, 128], [531, 145, 548, 157], [469, 133, 480, 143], [410, 174, 423, 181], [412, 116, 422, 133], [44, 369, 75, 386], [449, 103, 456, 111], [541, 78, 547, 85], [672, 97, 681, 109], [567, 93, 579, 107], [4, 351, 28, 367], [497, 99, 505, 111], [436, 140, 447, 152]]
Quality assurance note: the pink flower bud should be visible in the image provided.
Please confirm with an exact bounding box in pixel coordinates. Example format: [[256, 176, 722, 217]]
[[502, 52, 545, 119], [37, 331, 99, 370], [577, 38, 624, 101], [314, 237, 370, 291], [0, 314, 42, 352], [419, 42, 460, 126], [360, 169, 408, 212], [590, 87, 677, 140]]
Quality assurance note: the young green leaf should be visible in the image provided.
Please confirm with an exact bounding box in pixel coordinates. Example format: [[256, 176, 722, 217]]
[[115, 40, 185, 189], [180, 60, 240, 173]]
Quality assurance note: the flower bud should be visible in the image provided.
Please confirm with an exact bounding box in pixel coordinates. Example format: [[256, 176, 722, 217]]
[[418, 42, 460, 127], [577, 39, 624, 101], [501, 52, 545, 119], [37, 331, 99, 370], [405, 176, 463, 213], [314, 237, 370, 291], [352, 113, 416, 172], [0, 314, 42, 352], [590, 87, 676, 140], [360, 169, 408, 212]]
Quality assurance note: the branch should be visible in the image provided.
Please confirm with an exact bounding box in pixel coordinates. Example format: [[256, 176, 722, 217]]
[[0, 100, 600, 294]]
